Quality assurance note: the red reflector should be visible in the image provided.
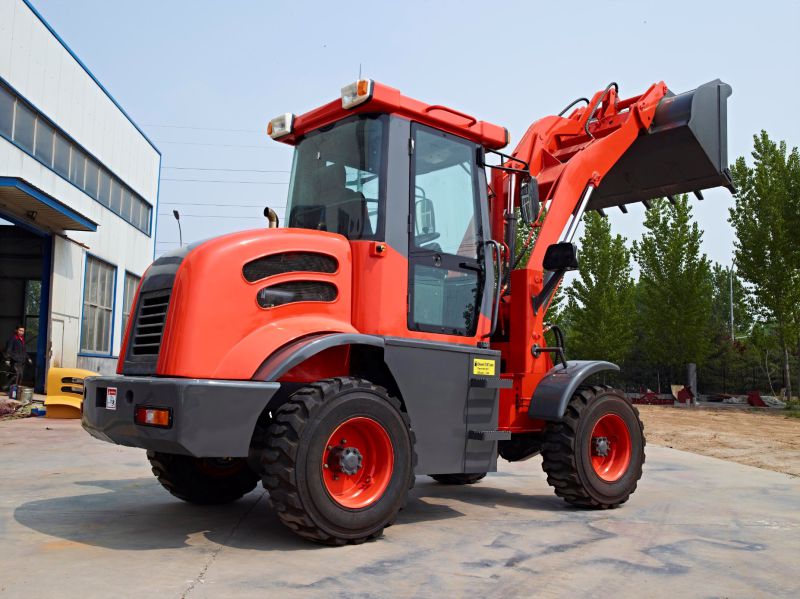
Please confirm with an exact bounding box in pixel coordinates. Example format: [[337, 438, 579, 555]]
[[135, 407, 172, 428]]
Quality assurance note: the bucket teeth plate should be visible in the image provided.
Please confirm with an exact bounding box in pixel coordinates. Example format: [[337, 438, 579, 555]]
[[590, 79, 733, 211]]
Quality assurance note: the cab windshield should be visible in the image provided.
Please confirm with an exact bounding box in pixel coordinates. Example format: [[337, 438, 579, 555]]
[[286, 115, 385, 240]]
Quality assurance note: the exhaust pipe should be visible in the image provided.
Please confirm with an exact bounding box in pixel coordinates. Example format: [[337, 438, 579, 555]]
[[589, 79, 733, 211], [264, 206, 280, 228]]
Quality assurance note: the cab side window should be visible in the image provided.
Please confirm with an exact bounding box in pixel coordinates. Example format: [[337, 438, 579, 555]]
[[409, 126, 483, 336]]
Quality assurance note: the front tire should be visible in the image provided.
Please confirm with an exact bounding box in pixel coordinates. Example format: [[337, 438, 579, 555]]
[[147, 452, 258, 504], [541, 386, 645, 508], [261, 377, 415, 545]]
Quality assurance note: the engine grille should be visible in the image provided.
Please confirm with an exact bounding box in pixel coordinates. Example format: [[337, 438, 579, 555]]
[[257, 281, 337, 308], [131, 291, 170, 356], [243, 252, 338, 282]]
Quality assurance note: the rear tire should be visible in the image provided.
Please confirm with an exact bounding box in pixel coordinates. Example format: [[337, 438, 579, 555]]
[[541, 386, 645, 508], [261, 377, 416, 546], [147, 452, 258, 504], [430, 473, 486, 485]]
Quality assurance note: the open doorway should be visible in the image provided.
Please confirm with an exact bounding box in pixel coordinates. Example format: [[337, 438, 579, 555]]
[[0, 218, 49, 392]]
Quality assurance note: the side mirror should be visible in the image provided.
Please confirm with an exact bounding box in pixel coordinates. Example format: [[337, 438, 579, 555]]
[[543, 242, 579, 271], [519, 176, 539, 225], [415, 197, 436, 235]]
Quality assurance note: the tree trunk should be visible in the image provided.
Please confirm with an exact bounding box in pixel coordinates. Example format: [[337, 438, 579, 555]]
[[796, 339, 800, 402], [764, 350, 776, 398], [783, 343, 792, 400]]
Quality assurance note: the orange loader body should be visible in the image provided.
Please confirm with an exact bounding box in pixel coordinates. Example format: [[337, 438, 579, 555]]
[[84, 77, 732, 545]]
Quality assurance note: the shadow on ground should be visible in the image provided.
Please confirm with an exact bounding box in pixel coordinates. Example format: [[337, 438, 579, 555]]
[[13, 475, 565, 551]]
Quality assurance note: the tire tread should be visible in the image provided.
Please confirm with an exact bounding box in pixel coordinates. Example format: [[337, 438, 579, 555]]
[[260, 377, 416, 545], [147, 452, 258, 505], [540, 385, 645, 509]]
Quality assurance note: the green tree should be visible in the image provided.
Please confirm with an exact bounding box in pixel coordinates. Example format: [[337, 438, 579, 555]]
[[562, 212, 635, 364], [632, 196, 713, 380], [729, 131, 800, 398], [702, 264, 756, 393], [709, 263, 752, 341]]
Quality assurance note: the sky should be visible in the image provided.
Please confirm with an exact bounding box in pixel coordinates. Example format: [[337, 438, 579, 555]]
[[33, 0, 800, 266]]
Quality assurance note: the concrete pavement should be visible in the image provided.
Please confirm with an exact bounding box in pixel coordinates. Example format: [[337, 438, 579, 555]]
[[1, 418, 798, 598]]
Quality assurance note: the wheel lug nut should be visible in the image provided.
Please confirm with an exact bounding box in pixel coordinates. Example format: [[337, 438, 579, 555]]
[[340, 439, 347, 444], [323, 464, 329, 469]]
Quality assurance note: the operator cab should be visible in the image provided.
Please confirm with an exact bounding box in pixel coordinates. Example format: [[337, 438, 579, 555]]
[[269, 80, 508, 341]]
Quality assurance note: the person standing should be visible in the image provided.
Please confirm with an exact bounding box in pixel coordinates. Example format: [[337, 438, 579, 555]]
[[4, 325, 31, 388]]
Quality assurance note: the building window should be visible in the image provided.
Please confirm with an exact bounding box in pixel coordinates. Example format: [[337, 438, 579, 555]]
[[53, 133, 70, 178], [0, 78, 153, 235], [13, 101, 36, 154], [84, 157, 100, 200], [68, 147, 83, 186], [121, 272, 140, 343], [34, 118, 55, 166], [0, 85, 15, 138], [81, 256, 116, 354], [98, 169, 112, 206]]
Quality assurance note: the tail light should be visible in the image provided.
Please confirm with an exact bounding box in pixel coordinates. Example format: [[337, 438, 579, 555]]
[[135, 406, 172, 428]]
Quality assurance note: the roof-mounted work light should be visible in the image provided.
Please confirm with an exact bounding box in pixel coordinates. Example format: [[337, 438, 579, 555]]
[[341, 79, 374, 109], [267, 113, 295, 139]]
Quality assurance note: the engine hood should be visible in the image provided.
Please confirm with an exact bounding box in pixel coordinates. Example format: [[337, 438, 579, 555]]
[[121, 228, 355, 379]]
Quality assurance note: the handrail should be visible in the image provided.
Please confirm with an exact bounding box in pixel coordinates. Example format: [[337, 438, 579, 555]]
[[483, 240, 503, 339], [424, 105, 478, 127]]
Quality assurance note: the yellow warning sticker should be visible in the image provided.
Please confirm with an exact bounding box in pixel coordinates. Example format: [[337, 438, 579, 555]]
[[473, 359, 496, 376]]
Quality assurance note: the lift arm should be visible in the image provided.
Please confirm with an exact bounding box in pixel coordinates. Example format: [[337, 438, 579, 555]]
[[490, 82, 668, 268], [489, 79, 732, 429]]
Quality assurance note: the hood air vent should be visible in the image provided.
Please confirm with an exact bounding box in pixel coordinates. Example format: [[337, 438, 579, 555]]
[[243, 252, 337, 282], [257, 281, 337, 308]]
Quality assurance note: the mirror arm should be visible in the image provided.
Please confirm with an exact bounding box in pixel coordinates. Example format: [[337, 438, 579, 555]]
[[479, 147, 530, 174]]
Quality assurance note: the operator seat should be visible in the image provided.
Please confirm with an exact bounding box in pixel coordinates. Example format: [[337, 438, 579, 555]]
[[292, 163, 371, 238]]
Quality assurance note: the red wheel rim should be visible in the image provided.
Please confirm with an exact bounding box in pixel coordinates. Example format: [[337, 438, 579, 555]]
[[321, 417, 394, 509], [589, 413, 632, 482]]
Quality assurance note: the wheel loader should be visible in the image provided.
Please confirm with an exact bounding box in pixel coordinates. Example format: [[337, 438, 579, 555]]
[[82, 77, 732, 545]]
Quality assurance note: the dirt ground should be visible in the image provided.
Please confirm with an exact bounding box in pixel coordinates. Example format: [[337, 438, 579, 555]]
[[639, 405, 800, 477]]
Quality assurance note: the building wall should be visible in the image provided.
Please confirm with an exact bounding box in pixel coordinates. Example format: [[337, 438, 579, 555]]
[[0, 0, 159, 202], [0, 0, 160, 378]]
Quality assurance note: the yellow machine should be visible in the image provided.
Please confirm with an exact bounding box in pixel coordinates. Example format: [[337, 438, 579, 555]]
[[45, 368, 97, 418]]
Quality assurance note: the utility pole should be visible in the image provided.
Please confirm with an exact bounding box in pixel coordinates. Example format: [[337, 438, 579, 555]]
[[173, 210, 182, 247]]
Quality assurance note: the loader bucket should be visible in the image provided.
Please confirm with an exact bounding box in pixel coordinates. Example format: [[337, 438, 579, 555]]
[[589, 79, 733, 211]]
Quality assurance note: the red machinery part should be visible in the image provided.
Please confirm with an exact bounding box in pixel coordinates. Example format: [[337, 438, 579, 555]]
[[590, 413, 632, 482], [321, 416, 395, 509]]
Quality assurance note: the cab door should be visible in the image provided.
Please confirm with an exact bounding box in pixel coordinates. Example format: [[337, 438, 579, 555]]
[[408, 124, 486, 338]]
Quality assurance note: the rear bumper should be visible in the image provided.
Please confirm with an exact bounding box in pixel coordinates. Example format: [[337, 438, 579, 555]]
[[81, 375, 280, 457]]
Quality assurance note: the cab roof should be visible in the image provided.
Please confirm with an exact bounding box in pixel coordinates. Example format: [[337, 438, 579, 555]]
[[273, 81, 508, 150]]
